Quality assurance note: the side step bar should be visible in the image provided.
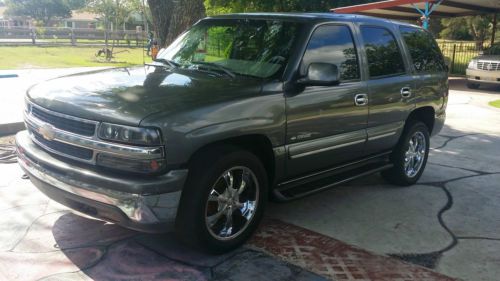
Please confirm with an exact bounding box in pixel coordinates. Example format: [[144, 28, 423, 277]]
[[273, 154, 393, 201]]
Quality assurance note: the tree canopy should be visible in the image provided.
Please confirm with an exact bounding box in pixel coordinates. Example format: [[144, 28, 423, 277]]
[[5, 0, 73, 24], [440, 15, 496, 46], [204, 0, 372, 15]]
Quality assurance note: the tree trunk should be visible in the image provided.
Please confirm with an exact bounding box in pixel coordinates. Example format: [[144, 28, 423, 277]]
[[147, 0, 205, 47]]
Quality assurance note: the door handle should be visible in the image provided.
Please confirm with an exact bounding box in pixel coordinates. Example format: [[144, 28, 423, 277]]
[[401, 87, 412, 98], [354, 94, 368, 106]]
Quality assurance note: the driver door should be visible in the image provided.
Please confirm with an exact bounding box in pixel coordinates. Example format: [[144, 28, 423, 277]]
[[285, 23, 369, 178]]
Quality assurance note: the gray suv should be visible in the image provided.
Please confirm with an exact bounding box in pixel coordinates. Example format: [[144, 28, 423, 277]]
[[16, 13, 448, 253]]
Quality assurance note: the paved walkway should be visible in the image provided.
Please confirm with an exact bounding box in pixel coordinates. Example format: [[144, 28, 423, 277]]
[[0, 78, 498, 280]]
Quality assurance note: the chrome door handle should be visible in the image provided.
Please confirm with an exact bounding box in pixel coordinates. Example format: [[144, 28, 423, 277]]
[[354, 94, 368, 106], [401, 87, 412, 98]]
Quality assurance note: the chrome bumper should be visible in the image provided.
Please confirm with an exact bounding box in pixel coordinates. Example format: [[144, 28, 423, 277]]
[[16, 130, 187, 232], [466, 68, 500, 84]]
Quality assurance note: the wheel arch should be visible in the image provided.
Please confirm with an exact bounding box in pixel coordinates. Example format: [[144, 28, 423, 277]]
[[186, 134, 278, 189], [405, 106, 435, 133]]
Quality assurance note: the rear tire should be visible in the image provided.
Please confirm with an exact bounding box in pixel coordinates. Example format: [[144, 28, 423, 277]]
[[467, 82, 480, 89], [382, 121, 430, 186], [175, 146, 268, 254]]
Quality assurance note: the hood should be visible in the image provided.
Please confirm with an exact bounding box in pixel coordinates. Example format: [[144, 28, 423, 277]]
[[475, 55, 500, 61], [27, 66, 263, 126]]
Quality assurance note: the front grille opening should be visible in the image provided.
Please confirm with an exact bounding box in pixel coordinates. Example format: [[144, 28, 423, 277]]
[[477, 62, 499, 71], [32, 130, 93, 160], [31, 106, 96, 136]]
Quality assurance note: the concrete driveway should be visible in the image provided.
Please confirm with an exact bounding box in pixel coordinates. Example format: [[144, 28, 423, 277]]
[[0, 77, 498, 281]]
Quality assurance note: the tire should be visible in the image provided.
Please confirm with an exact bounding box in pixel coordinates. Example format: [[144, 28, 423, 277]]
[[467, 82, 480, 89], [381, 121, 430, 186], [175, 146, 268, 254]]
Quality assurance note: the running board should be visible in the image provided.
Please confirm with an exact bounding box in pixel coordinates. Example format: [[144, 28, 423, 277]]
[[273, 162, 393, 201]]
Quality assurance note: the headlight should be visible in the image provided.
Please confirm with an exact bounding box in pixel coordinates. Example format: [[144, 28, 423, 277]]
[[98, 123, 162, 146], [468, 59, 478, 69]]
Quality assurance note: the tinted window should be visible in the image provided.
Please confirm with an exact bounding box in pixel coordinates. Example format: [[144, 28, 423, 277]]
[[302, 25, 360, 81], [400, 26, 446, 72], [361, 26, 406, 78], [158, 19, 301, 78]]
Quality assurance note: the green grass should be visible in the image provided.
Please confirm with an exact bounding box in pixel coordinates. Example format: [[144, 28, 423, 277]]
[[0, 46, 150, 69], [489, 100, 500, 108]]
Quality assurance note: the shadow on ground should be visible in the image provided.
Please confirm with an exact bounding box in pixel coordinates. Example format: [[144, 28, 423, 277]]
[[52, 213, 326, 281]]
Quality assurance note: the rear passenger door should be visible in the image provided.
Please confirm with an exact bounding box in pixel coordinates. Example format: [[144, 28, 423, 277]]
[[359, 25, 416, 155], [285, 23, 368, 178]]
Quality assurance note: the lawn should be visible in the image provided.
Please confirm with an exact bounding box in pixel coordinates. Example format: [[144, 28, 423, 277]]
[[489, 100, 500, 108], [0, 46, 149, 69]]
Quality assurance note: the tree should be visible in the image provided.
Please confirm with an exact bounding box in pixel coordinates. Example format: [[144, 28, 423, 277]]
[[440, 18, 472, 40], [86, 0, 140, 59], [204, 0, 373, 15], [5, 0, 72, 25], [87, 1, 139, 33], [147, 0, 205, 47], [66, 0, 87, 9], [440, 15, 496, 49]]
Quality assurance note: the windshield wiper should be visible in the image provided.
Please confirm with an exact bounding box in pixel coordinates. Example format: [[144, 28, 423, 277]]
[[191, 61, 236, 78], [148, 58, 179, 68]]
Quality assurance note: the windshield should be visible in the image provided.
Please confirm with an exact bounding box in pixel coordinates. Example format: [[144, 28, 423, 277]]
[[156, 18, 302, 78]]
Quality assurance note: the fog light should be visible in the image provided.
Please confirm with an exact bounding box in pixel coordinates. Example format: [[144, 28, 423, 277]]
[[97, 153, 165, 174]]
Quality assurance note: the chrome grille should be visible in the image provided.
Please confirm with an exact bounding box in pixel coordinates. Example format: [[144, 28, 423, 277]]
[[25, 102, 164, 166], [477, 61, 500, 71], [32, 130, 93, 160], [31, 106, 96, 136]]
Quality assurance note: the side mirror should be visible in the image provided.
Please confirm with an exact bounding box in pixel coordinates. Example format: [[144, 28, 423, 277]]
[[297, 63, 340, 86]]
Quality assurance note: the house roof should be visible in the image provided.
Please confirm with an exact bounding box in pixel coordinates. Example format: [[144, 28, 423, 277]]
[[68, 11, 98, 22], [0, 7, 98, 21]]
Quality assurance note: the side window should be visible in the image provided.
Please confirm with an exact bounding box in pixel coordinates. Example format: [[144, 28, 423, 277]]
[[400, 26, 446, 73], [360, 26, 406, 78], [302, 25, 360, 82]]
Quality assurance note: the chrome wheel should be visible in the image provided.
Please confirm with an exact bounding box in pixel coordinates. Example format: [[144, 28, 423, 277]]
[[404, 131, 426, 178], [205, 166, 259, 241]]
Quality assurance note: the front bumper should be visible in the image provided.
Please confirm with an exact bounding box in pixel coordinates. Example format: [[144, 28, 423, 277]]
[[16, 130, 187, 233], [466, 68, 500, 84]]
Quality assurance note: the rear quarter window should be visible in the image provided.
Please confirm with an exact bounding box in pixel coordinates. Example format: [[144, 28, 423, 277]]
[[399, 26, 446, 73], [360, 26, 406, 79]]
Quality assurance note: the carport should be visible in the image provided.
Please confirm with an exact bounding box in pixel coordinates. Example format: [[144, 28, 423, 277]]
[[332, 0, 500, 45]]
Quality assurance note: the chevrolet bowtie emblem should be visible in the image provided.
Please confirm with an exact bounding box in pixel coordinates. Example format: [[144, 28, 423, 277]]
[[39, 124, 56, 141]]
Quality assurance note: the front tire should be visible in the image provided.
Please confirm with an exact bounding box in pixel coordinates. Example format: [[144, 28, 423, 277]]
[[175, 146, 268, 254], [382, 121, 430, 186], [467, 82, 480, 89]]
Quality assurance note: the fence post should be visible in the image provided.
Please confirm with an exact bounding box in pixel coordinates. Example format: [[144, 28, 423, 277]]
[[30, 27, 36, 45], [70, 28, 76, 46], [451, 44, 456, 74]]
